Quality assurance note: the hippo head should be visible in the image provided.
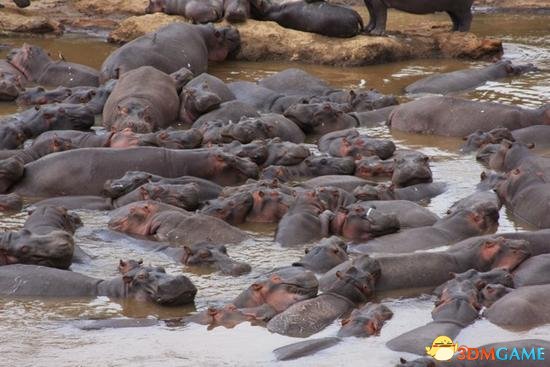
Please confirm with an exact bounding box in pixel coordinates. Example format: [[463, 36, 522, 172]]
[[489, 140, 534, 171], [151, 129, 203, 149], [225, 0, 251, 23], [352, 184, 380, 201], [181, 242, 251, 276], [0, 124, 27, 150], [481, 283, 513, 307], [118, 259, 143, 274], [64, 88, 97, 104], [0, 229, 74, 269], [220, 118, 270, 144], [247, 189, 290, 223], [461, 128, 514, 153], [232, 267, 318, 312], [202, 25, 241, 61], [0, 157, 25, 193], [6, 44, 50, 81], [103, 171, 154, 198], [145, 0, 165, 13], [304, 156, 356, 176], [209, 151, 259, 185], [30, 134, 73, 157], [284, 102, 349, 133], [0, 72, 23, 100], [459, 203, 500, 235], [38, 104, 95, 131], [397, 357, 437, 367], [495, 167, 543, 203], [477, 170, 506, 191], [28, 206, 83, 234], [112, 101, 153, 133], [392, 153, 432, 187], [201, 192, 253, 225], [180, 87, 222, 124], [338, 303, 394, 338], [474, 237, 530, 271], [187, 304, 254, 329], [230, 140, 269, 165], [136, 183, 200, 210], [327, 266, 376, 304], [293, 236, 348, 273], [503, 60, 538, 75], [109, 202, 160, 236], [348, 89, 398, 111], [0, 193, 22, 213], [476, 143, 500, 166], [120, 261, 197, 306], [332, 205, 400, 242], [109, 128, 141, 148]]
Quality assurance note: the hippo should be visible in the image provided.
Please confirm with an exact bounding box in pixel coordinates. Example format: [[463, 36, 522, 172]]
[[0, 70, 24, 101], [103, 171, 222, 201], [350, 200, 439, 229], [299, 175, 375, 193], [405, 61, 537, 95], [16, 86, 71, 106], [292, 236, 349, 274], [202, 187, 292, 225], [35, 182, 201, 211], [363, 0, 474, 35], [227, 81, 309, 114], [446, 190, 501, 216], [509, 125, 550, 150], [513, 254, 550, 287], [224, 0, 250, 22], [318, 254, 381, 292], [179, 73, 235, 125], [273, 337, 341, 361], [24, 205, 82, 235], [218, 114, 305, 144], [267, 266, 376, 337], [337, 303, 393, 337], [318, 129, 396, 160], [12, 148, 258, 198], [495, 167, 550, 228], [258, 69, 334, 97], [284, 102, 357, 135], [480, 283, 514, 307], [350, 106, 397, 127], [369, 237, 529, 295], [250, 0, 364, 38], [389, 97, 550, 137], [185, 304, 257, 329], [7, 44, 99, 87], [433, 268, 514, 302], [397, 340, 550, 367], [103, 66, 179, 133], [145, 0, 224, 23], [0, 193, 23, 213], [460, 128, 516, 154], [109, 201, 249, 246], [261, 156, 355, 182], [192, 101, 260, 129], [354, 157, 393, 179], [485, 285, 550, 330], [0, 103, 95, 149], [0, 263, 197, 306], [313, 89, 398, 113], [392, 150, 433, 187], [350, 203, 499, 254], [100, 23, 240, 82], [180, 242, 251, 276], [353, 182, 447, 202], [231, 266, 319, 317]]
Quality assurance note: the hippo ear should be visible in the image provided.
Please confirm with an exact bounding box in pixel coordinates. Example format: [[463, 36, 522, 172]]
[[449, 272, 457, 278], [480, 171, 487, 180], [366, 319, 380, 335], [251, 283, 262, 291], [139, 186, 150, 200], [304, 247, 310, 254], [335, 270, 343, 279], [207, 307, 218, 316], [475, 280, 487, 290], [341, 318, 350, 326], [527, 142, 535, 149], [270, 274, 282, 284], [399, 358, 407, 364]]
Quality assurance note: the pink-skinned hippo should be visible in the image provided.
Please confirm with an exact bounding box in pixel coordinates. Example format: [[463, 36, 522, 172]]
[[100, 23, 240, 82], [389, 97, 550, 138]]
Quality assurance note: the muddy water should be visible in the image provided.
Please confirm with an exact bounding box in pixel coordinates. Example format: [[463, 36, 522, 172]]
[[0, 12, 549, 367]]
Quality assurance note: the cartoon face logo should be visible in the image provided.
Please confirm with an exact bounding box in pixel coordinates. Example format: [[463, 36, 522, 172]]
[[426, 336, 458, 361]]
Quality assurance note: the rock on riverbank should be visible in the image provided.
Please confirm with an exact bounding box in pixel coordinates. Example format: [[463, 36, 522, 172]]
[[108, 14, 502, 67]]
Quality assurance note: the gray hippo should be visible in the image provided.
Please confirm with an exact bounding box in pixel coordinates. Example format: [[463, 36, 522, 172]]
[[353, 182, 447, 202], [227, 81, 308, 114], [318, 129, 396, 160], [250, 0, 364, 38], [103, 66, 179, 132], [292, 236, 349, 274], [178, 242, 251, 276], [337, 303, 393, 337], [350, 200, 439, 229], [261, 156, 355, 182], [216, 114, 306, 144], [389, 97, 550, 137], [0, 263, 197, 306], [485, 285, 550, 330], [363, 0, 474, 35], [7, 44, 99, 87], [146, 0, 223, 23], [109, 200, 249, 246], [397, 340, 550, 367], [284, 102, 357, 135], [11, 148, 258, 197], [514, 254, 550, 287], [266, 266, 376, 337], [405, 61, 537, 95], [100, 23, 240, 82]]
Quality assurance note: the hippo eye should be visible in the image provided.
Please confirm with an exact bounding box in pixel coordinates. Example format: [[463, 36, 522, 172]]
[[199, 250, 211, 258], [19, 245, 29, 254]]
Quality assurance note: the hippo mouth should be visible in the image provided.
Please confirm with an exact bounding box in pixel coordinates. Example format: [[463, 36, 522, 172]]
[[0, 249, 18, 265]]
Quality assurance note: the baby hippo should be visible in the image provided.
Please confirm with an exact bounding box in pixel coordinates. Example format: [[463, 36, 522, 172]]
[[337, 303, 394, 337]]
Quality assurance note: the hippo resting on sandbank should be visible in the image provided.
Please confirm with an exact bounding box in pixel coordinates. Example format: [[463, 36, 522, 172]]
[[10, 147, 258, 198], [389, 97, 550, 137], [100, 23, 240, 82], [0, 263, 196, 306], [397, 339, 550, 367], [7, 44, 99, 87], [249, 0, 364, 38], [109, 200, 249, 246], [405, 60, 537, 95]]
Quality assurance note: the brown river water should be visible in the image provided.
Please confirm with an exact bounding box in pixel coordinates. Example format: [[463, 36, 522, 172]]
[[0, 11, 549, 367]]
